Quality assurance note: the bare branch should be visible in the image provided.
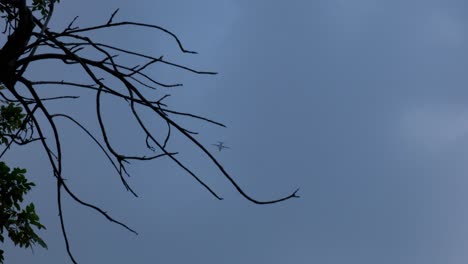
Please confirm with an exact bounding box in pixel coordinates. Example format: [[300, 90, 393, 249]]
[[51, 113, 139, 197], [65, 21, 198, 54], [106, 9, 119, 25]]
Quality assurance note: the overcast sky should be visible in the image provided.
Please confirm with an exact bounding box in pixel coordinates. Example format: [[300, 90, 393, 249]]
[[4, 0, 468, 263]]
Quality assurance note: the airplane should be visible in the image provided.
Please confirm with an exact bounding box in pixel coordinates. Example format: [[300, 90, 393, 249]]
[[213, 141, 230, 151]]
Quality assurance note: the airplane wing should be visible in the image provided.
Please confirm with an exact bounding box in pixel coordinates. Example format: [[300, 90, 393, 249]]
[[212, 142, 230, 151], [212, 144, 222, 151]]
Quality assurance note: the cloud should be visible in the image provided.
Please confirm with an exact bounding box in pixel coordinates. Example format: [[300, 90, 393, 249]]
[[321, 0, 383, 33], [397, 104, 468, 152], [420, 8, 466, 47]]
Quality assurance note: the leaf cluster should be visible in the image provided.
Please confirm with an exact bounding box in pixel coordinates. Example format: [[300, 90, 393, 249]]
[[0, 0, 59, 22], [31, 0, 59, 17], [0, 102, 45, 263], [0, 162, 47, 263], [0, 102, 25, 145]]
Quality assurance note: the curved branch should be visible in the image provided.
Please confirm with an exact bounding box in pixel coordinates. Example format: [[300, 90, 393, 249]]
[[51, 113, 139, 197], [65, 21, 198, 54]]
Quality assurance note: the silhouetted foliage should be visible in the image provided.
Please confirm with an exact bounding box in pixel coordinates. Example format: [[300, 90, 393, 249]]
[[0, 100, 46, 264], [0, 162, 47, 263]]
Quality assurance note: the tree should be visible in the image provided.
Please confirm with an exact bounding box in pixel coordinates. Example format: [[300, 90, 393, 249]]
[[0, 0, 299, 263]]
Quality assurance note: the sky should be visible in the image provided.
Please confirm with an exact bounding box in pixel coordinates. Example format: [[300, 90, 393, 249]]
[[3, 0, 468, 263]]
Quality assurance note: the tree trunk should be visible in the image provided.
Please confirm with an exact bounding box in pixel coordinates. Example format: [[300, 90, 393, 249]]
[[0, 0, 35, 87]]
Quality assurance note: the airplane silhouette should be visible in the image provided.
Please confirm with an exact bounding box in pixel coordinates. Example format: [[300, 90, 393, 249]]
[[213, 141, 230, 151]]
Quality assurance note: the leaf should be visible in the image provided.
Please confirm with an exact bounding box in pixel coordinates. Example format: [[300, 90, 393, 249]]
[[36, 237, 48, 249]]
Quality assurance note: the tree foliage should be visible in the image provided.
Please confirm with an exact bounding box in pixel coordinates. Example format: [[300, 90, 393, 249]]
[[0, 102, 24, 144], [0, 0, 298, 262], [0, 100, 46, 264], [0, 163, 47, 263]]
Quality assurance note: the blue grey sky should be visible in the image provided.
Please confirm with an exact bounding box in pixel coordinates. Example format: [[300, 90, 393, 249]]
[[4, 0, 468, 263]]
